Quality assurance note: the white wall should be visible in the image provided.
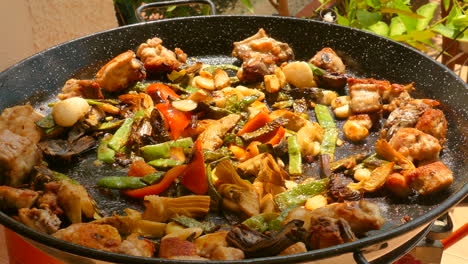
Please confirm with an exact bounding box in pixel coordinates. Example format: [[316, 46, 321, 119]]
[[0, 0, 118, 71]]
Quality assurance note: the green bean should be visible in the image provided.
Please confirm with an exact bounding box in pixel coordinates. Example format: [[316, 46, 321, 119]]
[[274, 178, 328, 211], [148, 159, 184, 169], [202, 64, 240, 74], [97, 176, 147, 190], [97, 135, 115, 163], [288, 135, 302, 175], [140, 137, 193, 161]]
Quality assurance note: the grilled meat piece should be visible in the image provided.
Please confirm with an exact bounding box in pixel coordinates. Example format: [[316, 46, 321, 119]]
[[198, 114, 241, 151], [36, 191, 63, 215], [18, 208, 61, 234], [0, 105, 43, 144], [53, 223, 122, 251], [307, 216, 356, 249], [96, 50, 146, 92], [210, 246, 245, 261], [406, 161, 453, 196], [58, 79, 103, 100], [57, 180, 97, 223], [0, 130, 42, 187], [415, 108, 447, 144], [311, 200, 385, 235], [137, 37, 187, 73], [232, 29, 293, 82], [384, 101, 430, 140], [116, 233, 155, 257], [389, 128, 441, 163], [0, 186, 39, 210], [159, 237, 198, 259], [309, 47, 346, 74], [328, 174, 362, 202], [349, 83, 381, 114], [278, 242, 307, 256]]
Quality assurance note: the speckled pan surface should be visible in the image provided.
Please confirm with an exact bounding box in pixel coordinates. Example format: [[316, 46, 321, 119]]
[[0, 15, 467, 263]]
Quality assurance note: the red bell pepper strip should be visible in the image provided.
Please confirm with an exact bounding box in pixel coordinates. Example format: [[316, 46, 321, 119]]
[[264, 126, 286, 146], [121, 164, 187, 199], [128, 160, 157, 177], [237, 110, 271, 136], [146, 83, 179, 102], [156, 103, 191, 140], [180, 140, 208, 195]]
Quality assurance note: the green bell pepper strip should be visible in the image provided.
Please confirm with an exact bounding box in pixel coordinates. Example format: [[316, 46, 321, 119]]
[[242, 213, 279, 233], [202, 64, 240, 74], [97, 176, 147, 190], [171, 216, 216, 233], [315, 104, 338, 160], [108, 110, 144, 151], [288, 135, 302, 175], [228, 94, 260, 113], [97, 120, 124, 131], [97, 135, 115, 164], [308, 63, 325, 76], [148, 159, 184, 169], [315, 104, 335, 129], [140, 171, 165, 185], [274, 178, 329, 211], [140, 137, 194, 161]]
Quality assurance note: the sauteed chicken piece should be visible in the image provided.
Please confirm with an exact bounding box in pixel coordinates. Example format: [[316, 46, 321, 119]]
[[56, 180, 97, 223], [415, 108, 448, 144], [18, 208, 61, 234], [232, 28, 294, 82], [194, 231, 245, 260], [348, 81, 382, 114], [0, 105, 43, 143], [58, 79, 103, 100], [96, 50, 146, 92], [389, 128, 441, 164], [0, 130, 42, 186], [309, 47, 346, 74], [54, 223, 122, 251], [198, 114, 241, 151], [115, 233, 155, 258], [0, 186, 39, 210], [406, 161, 453, 195], [137, 37, 187, 73]]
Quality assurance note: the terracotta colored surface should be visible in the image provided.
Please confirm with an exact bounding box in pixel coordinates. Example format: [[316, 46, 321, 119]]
[[0, 206, 466, 264]]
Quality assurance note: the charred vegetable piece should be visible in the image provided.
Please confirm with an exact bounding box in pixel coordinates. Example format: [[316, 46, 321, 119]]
[[156, 103, 191, 140], [206, 165, 222, 208], [108, 110, 144, 151], [293, 99, 308, 120], [223, 134, 244, 147], [315, 104, 335, 129], [97, 176, 147, 190], [272, 100, 294, 109], [240, 117, 288, 142], [140, 172, 165, 185], [121, 165, 187, 199], [140, 137, 193, 161], [330, 153, 367, 172], [275, 178, 329, 211], [308, 63, 325, 76], [242, 213, 279, 233], [202, 64, 240, 74], [288, 135, 302, 175], [36, 114, 55, 129], [180, 140, 208, 195], [172, 216, 216, 233], [146, 83, 179, 102], [204, 147, 232, 163], [148, 159, 184, 169], [96, 120, 124, 131], [226, 220, 305, 258], [228, 94, 260, 113], [348, 162, 394, 192], [97, 135, 115, 164], [237, 111, 271, 136], [315, 104, 338, 160]]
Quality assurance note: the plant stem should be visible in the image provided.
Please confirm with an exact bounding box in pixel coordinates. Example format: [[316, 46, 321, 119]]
[[269, 0, 290, 16]]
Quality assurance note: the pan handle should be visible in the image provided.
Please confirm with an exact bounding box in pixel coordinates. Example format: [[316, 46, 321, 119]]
[[135, 0, 216, 23]]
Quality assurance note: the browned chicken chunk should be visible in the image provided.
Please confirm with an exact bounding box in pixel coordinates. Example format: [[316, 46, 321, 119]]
[[278, 242, 307, 256], [384, 100, 430, 140], [58, 79, 103, 100], [159, 237, 197, 259], [232, 29, 294, 82], [309, 47, 346, 74], [406, 161, 453, 196], [310, 200, 385, 235], [198, 114, 241, 151], [56, 180, 97, 223], [53, 223, 122, 251], [18, 208, 61, 234], [96, 50, 146, 92], [115, 233, 155, 257], [0, 105, 43, 143], [306, 216, 356, 249], [210, 246, 245, 261], [415, 108, 447, 144], [0, 186, 39, 210], [0, 130, 42, 186], [389, 128, 441, 163], [136, 37, 187, 73]]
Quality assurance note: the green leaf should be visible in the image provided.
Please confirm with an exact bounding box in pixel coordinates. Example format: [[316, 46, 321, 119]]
[[240, 0, 254, 13], [443, 0, 450, 11], [336, 11, 350, 26], [356, 9, 383, 27], [367, 21, 390, 37], [433, 24, 455, 38], [390, 16, 406, 36], [453, 15, 468, 28], [365, 0, 381, 9], [415, 3, 438, 30]]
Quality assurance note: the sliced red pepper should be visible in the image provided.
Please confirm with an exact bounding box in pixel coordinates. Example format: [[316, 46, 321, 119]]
[[180, 140, 208, 195], [121, 164, 187, 199], [229, 144, 248, 161], [128, 160, 157, 177], [237, 110, 271, 136], [156, 103, 191, 140], [146, 83, 179, 102], [257, 126, 286, 146]]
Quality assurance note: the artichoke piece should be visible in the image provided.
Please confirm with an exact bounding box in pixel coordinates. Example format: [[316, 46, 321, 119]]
[[142, 195, 210, 222], [57, 180, 100, 223], [93, 215, 166, 238]]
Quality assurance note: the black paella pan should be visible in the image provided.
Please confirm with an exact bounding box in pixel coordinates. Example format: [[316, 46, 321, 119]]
[[0, 15, 467, 264]]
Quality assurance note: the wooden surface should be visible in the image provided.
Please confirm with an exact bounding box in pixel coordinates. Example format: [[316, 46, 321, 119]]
[[0, 206, 466, 264]]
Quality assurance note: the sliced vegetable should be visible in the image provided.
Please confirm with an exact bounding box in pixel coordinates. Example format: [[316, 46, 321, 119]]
[[121, 165, 187, 199], [330, 153, 368, 172], [206, 165, 222, 207], [237, 110, 271, 136], [308, 63, 325, 76], [263, 126, 286, 146], [229, 144, 248, 161], [156, 103, 191, 140], [142, 195, 210, 222], [223, 133, 244, 147], [274, 178, 329, 211], [180, 140, 208, 195], [203, 147, 232, 163], [320, 128, 338, 159], [146, 83, 179, 102], [171, 216, 216, 233], [141, 137, 194, 161], [288, 135, 302, 175], [148, 159, 184, 169], [242, 213, 279, 233], [97, 135, 115, 164], [202, 64, 240, 74], [315, 104, 336, 129], [97, 120, 124, 131], [240, 117, 288, 142], [272, 100, 294, 109], [348, 162, 394, 192], [97, 176, 147, 190], [228, 94, 260, 113], [108, 110, 144, 151], [128, 160, 157, 177], [141, 172, 165, 185]]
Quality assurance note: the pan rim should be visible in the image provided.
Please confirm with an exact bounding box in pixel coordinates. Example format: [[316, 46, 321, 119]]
[[0, 15, 467, 263]]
